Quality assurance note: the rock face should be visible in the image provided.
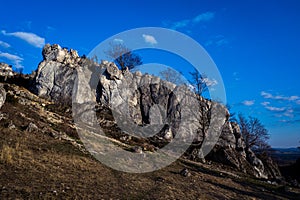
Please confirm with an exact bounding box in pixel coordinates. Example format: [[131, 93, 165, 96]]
[[34, 44, 81, 102], [207, 121, 270, 178], [0, 84, 6, 109], [34, 44, 280, 179]]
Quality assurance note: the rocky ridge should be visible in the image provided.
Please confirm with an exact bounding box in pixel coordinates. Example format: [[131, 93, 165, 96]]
[[5, 44, 281, 180], [31, 44, 280, 178]]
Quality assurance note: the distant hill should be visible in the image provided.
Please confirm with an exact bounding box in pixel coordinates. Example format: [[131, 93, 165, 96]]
[[271, 148, 300, 166]]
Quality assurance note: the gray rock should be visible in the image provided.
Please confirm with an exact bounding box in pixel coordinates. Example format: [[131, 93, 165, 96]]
[[180, 168, 191, 177], [34, 44, 85, 103], [26, 122, 39, 133], [8, 121, 15, 129], [0, 84, 6, 109]]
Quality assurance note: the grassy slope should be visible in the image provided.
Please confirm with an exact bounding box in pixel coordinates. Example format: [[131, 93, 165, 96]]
[[0, 84, 299, 199]]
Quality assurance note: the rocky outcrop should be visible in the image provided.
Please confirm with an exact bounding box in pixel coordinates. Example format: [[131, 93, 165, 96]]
[[0, 84, 6, 109], [33, 44, 280, 180], [207, 122, 267, 178], [0, 63, 14, 81], [34, 44, 82, 102]]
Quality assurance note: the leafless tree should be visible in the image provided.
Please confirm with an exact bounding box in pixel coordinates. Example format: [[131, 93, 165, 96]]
[[105, 42, 142, 71], [184, 69, 211, 162], [226, 104, 237, 122], [159, 67, 185, 85], [238, 114, 270, 151], [189, 69, 208, 96]]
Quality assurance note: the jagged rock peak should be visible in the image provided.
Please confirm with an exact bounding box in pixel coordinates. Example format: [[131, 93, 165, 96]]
[[0, 62, 14, 78], [42, 43, 80, 67]]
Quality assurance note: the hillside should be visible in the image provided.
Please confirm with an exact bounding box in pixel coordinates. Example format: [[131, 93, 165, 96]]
[[0, 44, 299, 199]]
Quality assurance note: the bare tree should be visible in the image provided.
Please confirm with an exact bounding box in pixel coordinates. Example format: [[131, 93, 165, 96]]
[[238, 114, 270, 151], [159, 67, 185, 85], [226, 104, 237, 122], [189, 69, 208, 96], [185, 69, 211, 162], [105, 42, 142, 71]]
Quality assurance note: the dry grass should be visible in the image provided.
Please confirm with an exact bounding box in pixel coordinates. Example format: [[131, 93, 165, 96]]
[[0, 142, 20, 164], [0, 84, 300, 199]]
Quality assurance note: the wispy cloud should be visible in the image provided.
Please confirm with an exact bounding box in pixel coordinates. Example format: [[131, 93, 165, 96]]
[[0, 51, 23, 69], [170, 20, 190, 30], [261, 91, 299, 101], [0, 41, 11, 48], [203, 77, 218, 87], [242, 100, 255, 106], [279, 118, 300, 124], [164, 11, 215, 30], [215, 38, 229, 46], [1, 30, 45, 48], [193, 12, 215, 23], [205, 35, 229, 47], [113, 38, 124, 43], [261, 101, 270, 106], [232, 72, 240, 81], [46, 26, 56, 31], [265, 106, 285, 112], [261, 91, 299, 121], [283, 109, 294, 118], [142, 34, 157, 45]]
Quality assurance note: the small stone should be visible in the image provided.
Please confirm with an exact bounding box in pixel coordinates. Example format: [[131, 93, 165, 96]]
[[26, 122, 39, 133], [133, 146, 143, 154], [8, 121, 15, 129], [180, 168, 191, 177]]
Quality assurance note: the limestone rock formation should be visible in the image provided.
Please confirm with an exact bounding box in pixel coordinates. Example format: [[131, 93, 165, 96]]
[[33, 44, 280, 179], [34, 44, 81, 102]]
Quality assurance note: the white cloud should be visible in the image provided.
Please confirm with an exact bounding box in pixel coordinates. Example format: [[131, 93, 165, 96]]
[[283, 109, 294, 118], [261, 91, 273, 99], [261, 101, 270, 106], [0, 52, 23, 69], [216, 38, 229, 47], [165, 11, 215, 30], [193, 12, 215, 23], [242, 100, 255, 106], [142, 34, 157, 45], [169, 20, 189, 30], [203, 77, 218, 87], [46, 26, 56, 31], [265, 106, 285, 112], [205, 35, 229, 47], [289, 96, 299, 101], [0, 41, 10, 48], [296, 100, 300, 105], [232, 72, 240, 81], [261, 91, 299, 101], [2, 30, 45, 48], [113, 38, 124, 43]]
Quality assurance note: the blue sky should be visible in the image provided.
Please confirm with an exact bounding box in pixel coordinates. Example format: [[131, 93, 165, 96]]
[[0, 0, 299, 147]]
